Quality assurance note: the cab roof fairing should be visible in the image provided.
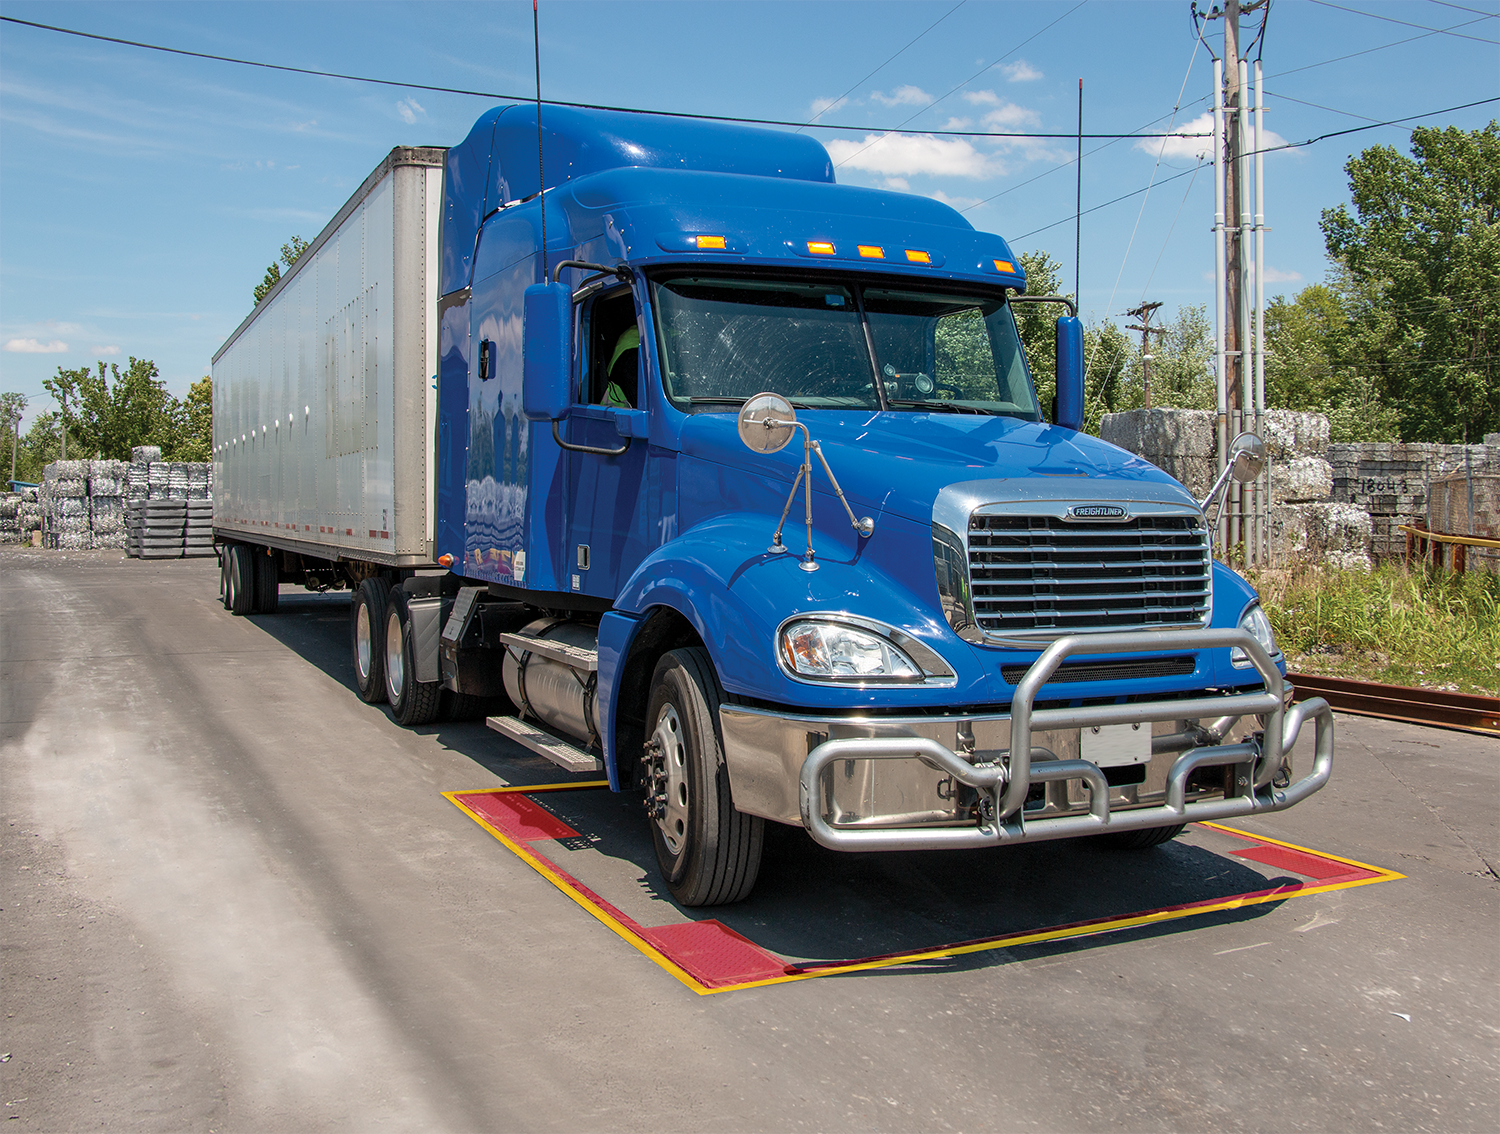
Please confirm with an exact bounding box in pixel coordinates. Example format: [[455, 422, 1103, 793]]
[[442, 104, 836, 296], [545, 167, 1028, 290]]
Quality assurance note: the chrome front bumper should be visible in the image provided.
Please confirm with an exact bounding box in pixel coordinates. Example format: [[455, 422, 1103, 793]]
[[718, 629, 1334, 852]]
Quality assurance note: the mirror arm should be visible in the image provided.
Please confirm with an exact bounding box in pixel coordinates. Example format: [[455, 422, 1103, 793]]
[[552, 258, 634, 296], [1198, 458, 1238, 520], [551, 419, 630, 457], [1008, 294, 1078, 318]]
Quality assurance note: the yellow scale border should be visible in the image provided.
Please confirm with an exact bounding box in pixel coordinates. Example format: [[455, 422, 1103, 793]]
[[446, 785, 1405, 996]]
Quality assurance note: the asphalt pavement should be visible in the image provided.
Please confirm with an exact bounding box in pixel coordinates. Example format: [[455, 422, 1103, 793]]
[[2, 548, 1496, 1132]]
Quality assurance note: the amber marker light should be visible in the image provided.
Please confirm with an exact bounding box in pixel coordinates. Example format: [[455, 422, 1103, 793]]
[[905, 249, 931, 264], [807, 241, 836, 255], [695, 235, 727, 249], [993, 259, 1015, 274], [437, 553, 454, 567], [857, 245, 885, 259]]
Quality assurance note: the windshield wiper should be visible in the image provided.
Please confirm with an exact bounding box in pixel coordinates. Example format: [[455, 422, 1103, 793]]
[[686, 396, 816, 410], [886, 398, 995, 415]]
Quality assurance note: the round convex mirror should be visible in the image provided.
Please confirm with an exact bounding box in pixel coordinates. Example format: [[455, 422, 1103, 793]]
[[1228, 432, 1268, 482], [737, 392, 797, 454]]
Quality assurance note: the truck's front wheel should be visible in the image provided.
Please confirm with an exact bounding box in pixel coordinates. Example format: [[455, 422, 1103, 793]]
[[644, 648, 763, 907]]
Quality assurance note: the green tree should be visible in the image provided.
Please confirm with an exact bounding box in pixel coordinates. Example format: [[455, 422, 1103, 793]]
[[43, 358, 180, 460], [1013, 250, 1068, 412], [11, 411, 63, 483], [253, 235, 310, 306], [1, 391, 27, 481], [177, 376, 213, 462], [1320, 121, 1499, 442]]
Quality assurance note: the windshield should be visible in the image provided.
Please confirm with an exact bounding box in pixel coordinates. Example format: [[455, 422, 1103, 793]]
[[650, 274, 1041, 419]]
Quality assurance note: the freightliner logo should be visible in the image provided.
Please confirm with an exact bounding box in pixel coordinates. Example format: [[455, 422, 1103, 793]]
[[1067, 504, 1129, 520]]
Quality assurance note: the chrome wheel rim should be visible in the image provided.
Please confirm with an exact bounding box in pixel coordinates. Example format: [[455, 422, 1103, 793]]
[[385, 611, 405, 699], [355, 601, 373, 682], [651, 703, 690, 855]]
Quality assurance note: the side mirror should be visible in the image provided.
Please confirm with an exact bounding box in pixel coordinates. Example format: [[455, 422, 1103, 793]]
[[1229, 432, 1267, 481], [1055, 314, 1084, 431], [522, 282, 572, 422]]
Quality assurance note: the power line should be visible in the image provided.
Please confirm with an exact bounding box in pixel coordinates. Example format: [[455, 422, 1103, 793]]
[[1263, 88, 1383, 124], [1266, 14, 1498, 78], [1422, 0, 1500, 18], [0, 14, 1200, 141], [801, 0, 967, 129], [1306, 0, 1499, 44], [1013, 166, 1201, 242]]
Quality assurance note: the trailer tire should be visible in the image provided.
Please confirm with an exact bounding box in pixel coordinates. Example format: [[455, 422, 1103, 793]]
[[225, 544, 256, 616], [351, 578, 391, 704], [644, 647, 764, 907], [1097, 824, 1186, 850], [384, 589, 443, 726], [253, 547, 279, 614]]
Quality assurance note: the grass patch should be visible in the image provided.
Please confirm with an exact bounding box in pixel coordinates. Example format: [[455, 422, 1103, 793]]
[[1247, 563, 1500, 696]]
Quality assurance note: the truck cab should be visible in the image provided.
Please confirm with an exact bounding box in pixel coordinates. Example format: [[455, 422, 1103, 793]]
[[420, 106, 1332, 905]]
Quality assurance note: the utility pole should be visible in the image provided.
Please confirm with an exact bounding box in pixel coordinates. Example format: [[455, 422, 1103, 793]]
[[1196, 0, 1268, 563], [1125, 302, 1167, 409]]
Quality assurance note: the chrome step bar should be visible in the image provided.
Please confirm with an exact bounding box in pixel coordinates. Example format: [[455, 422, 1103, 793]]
[[799, 627, 1334, 852], [486, 714, 603, 774]]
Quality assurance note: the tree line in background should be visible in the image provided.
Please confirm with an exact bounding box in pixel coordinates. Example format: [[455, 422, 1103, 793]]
[[1025, 122, 1497, 444], [3, 361, 211, 484]]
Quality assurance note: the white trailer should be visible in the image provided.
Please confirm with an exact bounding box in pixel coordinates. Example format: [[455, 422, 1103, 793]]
[[211, 146, 444, 588]]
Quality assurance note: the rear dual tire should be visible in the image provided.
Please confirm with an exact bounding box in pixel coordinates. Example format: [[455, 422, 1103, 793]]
[[351, 578, 391, 704], [383, 589, 443, 726], [222, 543, 278, 615]]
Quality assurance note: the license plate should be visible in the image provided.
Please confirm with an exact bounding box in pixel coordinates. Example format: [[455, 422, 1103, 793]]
[[1080, 723, 1151, 767]]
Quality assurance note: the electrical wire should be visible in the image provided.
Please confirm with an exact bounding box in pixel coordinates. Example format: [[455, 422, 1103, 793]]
[[1306, 0, 1499, 44], [1263, 88, 1383, 123], [1140, 160, 1205, 302], [1422, 0, 1500, 19], [0, 13, 1198, 141], [1266, 14, 1498, 77], [1012, 166, 1201, 242], [800, 0, 967, 129]]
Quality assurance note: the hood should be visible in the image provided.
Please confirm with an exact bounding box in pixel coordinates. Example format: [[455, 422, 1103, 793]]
[[678, 410, 1197, 523]]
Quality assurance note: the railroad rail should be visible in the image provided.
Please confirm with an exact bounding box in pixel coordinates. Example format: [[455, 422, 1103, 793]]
[[1288, 672, 1500, 738]]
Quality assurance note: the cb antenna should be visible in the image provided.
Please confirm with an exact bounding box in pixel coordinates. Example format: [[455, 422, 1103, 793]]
[[534, 0, 546, 280]]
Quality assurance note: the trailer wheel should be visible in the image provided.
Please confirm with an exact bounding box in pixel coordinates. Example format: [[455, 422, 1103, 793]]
[[383, 590, 443, 726], [219, 549, 232, 609], [350, 579, 391, 704], [644, 647, 764, 907], [1097, 824, 1186, 850], [253, 547, 279, 614], [224, 544, 256, 615]]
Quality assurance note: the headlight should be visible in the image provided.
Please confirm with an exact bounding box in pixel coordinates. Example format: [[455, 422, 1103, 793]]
[[1230, 603, 1280, 668], [779, 620, 923, 683]]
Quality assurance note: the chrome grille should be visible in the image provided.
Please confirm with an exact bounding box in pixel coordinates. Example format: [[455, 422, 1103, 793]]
[[967, 512, 1211, 637]]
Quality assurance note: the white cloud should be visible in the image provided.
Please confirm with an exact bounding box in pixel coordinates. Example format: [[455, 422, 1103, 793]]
[[882, 177, 911, 192], [91, 345, 122, 355], [940, 117, 973, 131], [870, 85, 933, 108], [1135, 114, 1290, 162], [826, 133, 999, 179], [929, 189, 984, 211], [961, 90, 1040, 130], [1002, 60, 1043, 82], [396, 98, 425, 125], [807, 95, 850, 121], [1257, 265, 1303, 284], [4, 338, 68, 353]]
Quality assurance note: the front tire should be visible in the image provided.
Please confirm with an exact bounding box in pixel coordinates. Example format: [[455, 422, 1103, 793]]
[[1097, 824, 1186, 849], [350, 578, 391, 704], [644, 648, 763, 907], [383, 590, 443, 726]]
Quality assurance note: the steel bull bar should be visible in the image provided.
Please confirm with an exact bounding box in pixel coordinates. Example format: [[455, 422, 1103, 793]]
[[797, 629, 1335, 852]]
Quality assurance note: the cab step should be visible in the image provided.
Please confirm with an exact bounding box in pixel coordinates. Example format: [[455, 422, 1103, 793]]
[[486, 714, 604, 774], [496, 630, 598, 672]]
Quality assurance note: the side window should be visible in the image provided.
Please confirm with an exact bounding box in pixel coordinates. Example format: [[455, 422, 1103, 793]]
[[586, 290, 640, 409]]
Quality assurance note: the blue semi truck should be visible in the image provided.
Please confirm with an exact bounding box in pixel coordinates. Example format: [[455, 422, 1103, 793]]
[[212, 106, 1333, 905]]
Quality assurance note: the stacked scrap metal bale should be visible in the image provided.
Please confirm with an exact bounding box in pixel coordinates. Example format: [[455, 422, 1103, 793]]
[[41, 460, 90, 549], [122, 447, 213, 558], [0, 490, 24, 543], [33, 449, 213, 554], [87, 459, 129, 550]]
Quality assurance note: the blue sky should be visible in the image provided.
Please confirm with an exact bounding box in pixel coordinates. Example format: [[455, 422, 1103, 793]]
[[2, 0, 1496, 430]]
